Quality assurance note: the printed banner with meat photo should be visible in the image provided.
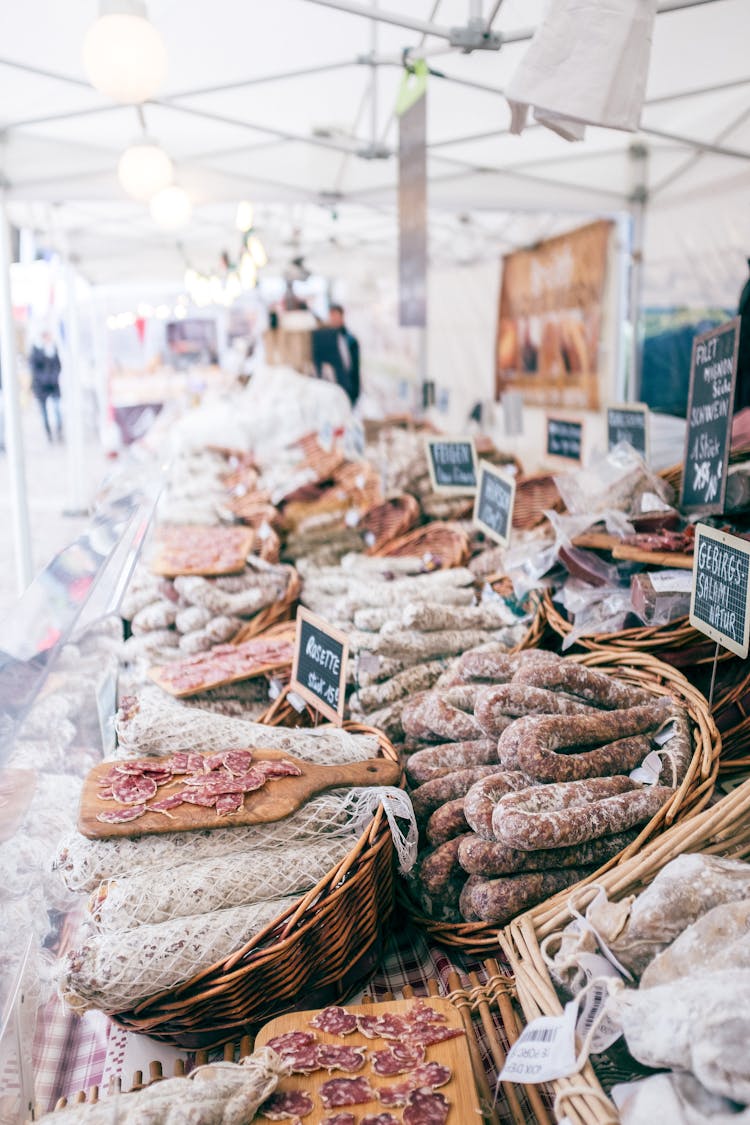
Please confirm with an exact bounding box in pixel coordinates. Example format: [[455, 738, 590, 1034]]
[[495, 219, 613, 410]]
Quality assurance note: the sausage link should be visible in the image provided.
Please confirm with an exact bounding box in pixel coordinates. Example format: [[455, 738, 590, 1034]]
[[457, 829, 638, 876], [513, 661, 653, 710], [402, 691, 486, 743], [418, 834, 471, 896], [463, 771, 534, 839], [410, 766, 511, 821], [461, 867, 597, 925], [405, 740, 498, 787], [475, 684, 597, 735], [425, 798, 468, 846], [518, 732, 653, 783]]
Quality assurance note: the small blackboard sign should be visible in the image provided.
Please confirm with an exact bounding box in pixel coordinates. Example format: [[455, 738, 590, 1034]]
[[425, 437, 478, 494], [546, 417, 583, 462], [681, 318, 740, 514], [690, 524, 750, 659], [290, 608, 349, 724], [607, 403, 649, 459], [473, 461, 516, 547]]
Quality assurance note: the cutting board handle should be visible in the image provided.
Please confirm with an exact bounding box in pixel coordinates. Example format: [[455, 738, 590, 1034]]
[[327, 757, 401, 790]]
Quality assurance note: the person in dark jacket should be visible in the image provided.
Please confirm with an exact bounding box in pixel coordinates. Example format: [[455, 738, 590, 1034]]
[[312, 305, 360, 406], [29, 331, 63, 442], [736, 259, 750, 414]]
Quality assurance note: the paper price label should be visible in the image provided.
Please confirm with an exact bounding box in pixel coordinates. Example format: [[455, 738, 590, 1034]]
[[629, 749, 664, 786], [499, 1001, 578, 1084], [575, 979, 622, 1055]]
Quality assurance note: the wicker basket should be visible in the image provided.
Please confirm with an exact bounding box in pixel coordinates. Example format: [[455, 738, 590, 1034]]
[[501, 776, 750, 1125], [542, 588, 733, 669], [513, 474, 563, 531], [231, 567, 301, 642], [371, 521, 471, 569], [403, 649, 720, 953], [484, 576, 549, 654], [111, 722, 400, 1047], [361, 493, 421, 554]]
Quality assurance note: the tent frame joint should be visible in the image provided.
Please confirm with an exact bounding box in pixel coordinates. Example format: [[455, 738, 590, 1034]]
[[448, 22, 502, 51]]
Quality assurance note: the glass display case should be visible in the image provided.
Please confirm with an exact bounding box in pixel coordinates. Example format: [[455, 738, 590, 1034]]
[[0, 478, 160, 1123]]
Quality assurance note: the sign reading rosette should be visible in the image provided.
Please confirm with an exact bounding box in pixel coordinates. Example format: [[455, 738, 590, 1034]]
[[291, 608, 349, 724], [607, 403, 649, 459], [546, 416, 583, 463], [690, 524, 750, 659], [474, 461, 516, 547], [681, 318, 739, 514], [425, 437, 478, 495]]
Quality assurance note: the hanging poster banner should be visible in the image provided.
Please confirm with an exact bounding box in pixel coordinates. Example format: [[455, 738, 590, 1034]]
[[495, 219, 613, 410], [397, 65, 427, 327]]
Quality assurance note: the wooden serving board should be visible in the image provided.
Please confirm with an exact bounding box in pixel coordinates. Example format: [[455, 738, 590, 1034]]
[[78, 750, 401, 839], [255, 997, 483, 1124], [150, 525, 255, 578]]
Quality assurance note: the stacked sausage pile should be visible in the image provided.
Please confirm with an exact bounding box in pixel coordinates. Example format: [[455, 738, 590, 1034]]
[[300, 555, 526, 740], [405, 651, 693, 926]]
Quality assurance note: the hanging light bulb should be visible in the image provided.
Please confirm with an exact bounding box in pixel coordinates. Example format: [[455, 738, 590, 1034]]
[[118, 141, 173, 199], [83, 0, 167, 104], [149, 185, 192, 229], [235, 200, 254, 232], [247, 234, 267, 268], [239, 252, 257, 290]]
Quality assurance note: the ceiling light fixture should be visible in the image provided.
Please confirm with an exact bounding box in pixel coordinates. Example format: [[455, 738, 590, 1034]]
[[118, 141, 173, 199], [150, 185, 192, 229], [235, 201, 254, 232], [83, 0, 167, 104]]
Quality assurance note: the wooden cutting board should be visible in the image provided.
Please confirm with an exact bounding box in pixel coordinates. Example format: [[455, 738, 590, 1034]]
[[255, 997, 483, 1124], [77, 750, 401, 839], [150, 526, 255, 577]]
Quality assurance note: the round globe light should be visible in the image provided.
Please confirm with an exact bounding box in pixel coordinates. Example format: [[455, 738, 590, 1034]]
[[118, 142, 173, 199], [149, 185, 192, 229], [83, 7, 167, 104]]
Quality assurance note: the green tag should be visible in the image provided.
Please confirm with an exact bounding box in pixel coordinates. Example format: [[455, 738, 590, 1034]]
[[396, 59, 428, 117]]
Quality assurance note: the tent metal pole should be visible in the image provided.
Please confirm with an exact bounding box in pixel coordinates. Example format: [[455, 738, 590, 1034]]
[[301, 0, 455, 39], [0, 189, 33, 594]]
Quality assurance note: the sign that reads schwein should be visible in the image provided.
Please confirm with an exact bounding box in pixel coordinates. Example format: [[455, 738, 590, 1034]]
[[681, 318, 739, 514], [425, 437, 478, 495], [290, 608, 349, 724], [473, 461, 516, 547], [689, 524, 750, 659]]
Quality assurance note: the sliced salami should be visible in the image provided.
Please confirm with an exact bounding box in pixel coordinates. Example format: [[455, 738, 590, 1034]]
[[316, 1044, 367, 1072], [310, 1005, 358, 1036], [148, 793, 184, 812], [377, 1079, 414, 1107], [95, 804, 146, 824], [378, 1062, 452, 1107], [179, 790, 218, 807], [371, 1043, 425, 1076], [320, 1076, 376, 1109], [186, 752, 208, 774], [361, 1115, 400, 1125], [266, 1031, 318, 1057], [405, 1001, 447, 1027], [322, 1116, 356, 1125], [255, 759, 303, 779], [403, 1088, 450, 1125], [222, 749, 254, 774], [96, 787, 114, 801], [215, 792, 244, 815], [171, 751, 189, 772], [356, 1012, 407, 1040], [111, 774, 158, 805], [259, 1088, 315, 1119], [404, 1024, 464, 1049]]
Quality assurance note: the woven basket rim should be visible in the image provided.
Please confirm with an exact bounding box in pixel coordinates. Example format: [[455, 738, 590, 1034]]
[[370, 521, 471, 567], [500, 776, 750, 1125], [404, 648, 720, 953]]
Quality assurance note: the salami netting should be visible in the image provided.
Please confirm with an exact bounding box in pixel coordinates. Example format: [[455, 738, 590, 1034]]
[[55, 791, 359, 892], [115, 688, 380, 762], [91, 834, 359, 931], [60, 896, 300, 1013]]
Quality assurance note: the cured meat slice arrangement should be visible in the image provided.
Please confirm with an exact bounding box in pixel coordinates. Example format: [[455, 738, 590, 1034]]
[[150, 635, 294, 697]]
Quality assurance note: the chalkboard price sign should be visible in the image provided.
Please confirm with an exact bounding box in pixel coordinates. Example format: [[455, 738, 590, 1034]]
[[473, 461, 516, 547], [290, 608, 349, 724], [607, 403, 649, 459], [425, 437, 478, 494], [546, 417, 583, 462], [681, 318, 740, 514], [689, 524, 750, 659]]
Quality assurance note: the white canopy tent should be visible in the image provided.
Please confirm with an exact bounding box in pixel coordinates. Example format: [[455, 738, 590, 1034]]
[[0, 0, 749, 591]]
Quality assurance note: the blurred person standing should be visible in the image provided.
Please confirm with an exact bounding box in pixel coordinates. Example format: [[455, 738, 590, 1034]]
[[328, 304, 360, 406], [29, 330, 63, 442]]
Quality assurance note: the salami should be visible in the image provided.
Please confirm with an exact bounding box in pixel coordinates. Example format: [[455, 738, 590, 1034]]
[[323, 1116, 356, 1125], [378, 1062, 452, 1106], [411, 766, 513, 821], [356, 1012, 407, 1041], [425, 799, 468, 846], [418, 836, 470, 898], [95, 804, 147, 824], [402, 691, 485, 743], [310, 1005, 358, 1036], [457, 829, 638, 876], [475, 684, 597, 735], [361, 1115, 399, 1125], [460, 867, 596, 924], [215, 792, 243, 815], [371, 1043, 425, 1076], [513, 661, 653, 709], [316, 1045, 367, 1072], [266, 1031, 318, 1057], [320, 1076, 376, 1109], [254, 759, 303, 779], [260, 1088, 315, 1119], [403, 1088, 450, 1125], [111, 774, 158, 805], [463, 771, 535, 839], [222, 749, 254, 774], [497, 698, 673, 772], [455, 646, 558, 685], [657, 706, 693, 787], [404, 1025, 464, 1049], [493, 776, 674, 850], [405, 740, 498, 787]]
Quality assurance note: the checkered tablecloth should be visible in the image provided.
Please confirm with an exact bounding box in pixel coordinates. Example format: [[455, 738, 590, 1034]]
[[32, 921, 551, 1123]]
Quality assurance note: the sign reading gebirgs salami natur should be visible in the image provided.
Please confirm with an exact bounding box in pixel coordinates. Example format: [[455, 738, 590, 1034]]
[[681, 318, 740, 514], [546, 416, 583, 463], [425, 437, 478, 495], [290, 608, 349, 724], [607, 403, 649, 460], [473, 461, 516, 548], [690, 524, 750, 659]]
